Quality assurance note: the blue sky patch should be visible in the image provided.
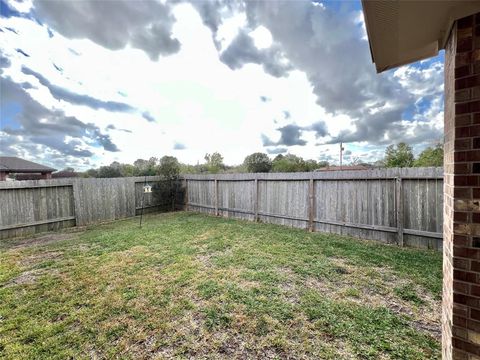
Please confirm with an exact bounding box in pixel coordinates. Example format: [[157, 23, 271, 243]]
[[1, 102, 22, 130]]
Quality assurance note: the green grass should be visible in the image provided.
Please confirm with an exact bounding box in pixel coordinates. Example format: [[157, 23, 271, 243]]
[[0, 212, 442, 359]]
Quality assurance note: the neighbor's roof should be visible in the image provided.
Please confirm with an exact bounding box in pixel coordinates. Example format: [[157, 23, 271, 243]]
[[361, 0, 480, 73], [316, 165, 372, 172], [0, 157, 56, 173]]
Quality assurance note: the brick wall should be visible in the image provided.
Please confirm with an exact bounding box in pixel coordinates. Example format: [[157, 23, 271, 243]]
[[444, 13, 480, 360]]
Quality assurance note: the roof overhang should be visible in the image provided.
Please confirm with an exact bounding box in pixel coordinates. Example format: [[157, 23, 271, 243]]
[[361, 0, 480, 73]]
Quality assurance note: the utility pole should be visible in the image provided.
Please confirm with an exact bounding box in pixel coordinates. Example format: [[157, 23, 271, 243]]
[[339, 142, 344, 169]]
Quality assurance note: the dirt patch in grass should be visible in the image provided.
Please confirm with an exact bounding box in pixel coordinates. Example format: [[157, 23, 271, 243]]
[[195, 247, 233, 269], [8, 232, 78, 250], [195, 230, 216, 242], [19, 251, 64, 267], [3, 268, 59, 287]]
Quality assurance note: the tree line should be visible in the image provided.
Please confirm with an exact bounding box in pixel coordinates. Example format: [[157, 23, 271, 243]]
[[79, 142, 443, 178], [381, 142, 443, 168], [81, 152, 329, 178]]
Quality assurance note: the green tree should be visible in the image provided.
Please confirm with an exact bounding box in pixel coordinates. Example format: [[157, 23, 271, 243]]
[[120, 164, 135, 177], [305, 159, 320, 171], [204, 152, 224, 173], [158, 156, 180, 180], [179, 163, 199, 174], [272, 154, 307, 172], [317, 161, 329, 168], [243, 152, 272, 173], [97, 162, 122, 178], [83, 168, 98, 178], [414, 143, 443, 167], [384, 143, 415, 168], [154, 156, 181, 211], [133, 157, 158, 176]]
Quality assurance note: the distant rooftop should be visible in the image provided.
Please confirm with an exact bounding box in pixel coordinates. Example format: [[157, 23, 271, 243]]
[[0, 157, 56, 173], [316, 165, 373, 172]]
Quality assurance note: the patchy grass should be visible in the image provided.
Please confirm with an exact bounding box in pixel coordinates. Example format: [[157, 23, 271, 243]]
[[0, 212, 442, 359]]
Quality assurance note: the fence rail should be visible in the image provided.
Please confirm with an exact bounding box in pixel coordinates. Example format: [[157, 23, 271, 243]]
[[184, 167, 444, 250]]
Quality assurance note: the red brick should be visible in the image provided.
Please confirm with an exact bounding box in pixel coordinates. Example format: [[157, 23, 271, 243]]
[[466, 151, 480, 162], [472, 308, 480, 321], [453, 325, 469, 339], [455, 315, 468, 327], [457, 103, 472, 115], [468, 248, 480, 260], [463, 339, 480, 356], [473, 188, 480, 198], [473, 138, 480, 149], [452, 348, 469, 360], [456, 75, 480, 90], [471, 285, 480, 297], [454, 175, 479, 186], [455, 212, 469, 222], [457, 52, 473, 67], [472, 261, 480, 272], [473, 237, 480, 247], [457, 126, 471, 138], [471, 125, 480, 137], [455, 235, 470, 248], [455, 257, 471, 269], [465, 295, 480, 309], [458, 16, 474, 29], [457, 89, 472, 102], [457, 65, 472, 78], [455, 270, 479, 283], [474, 163, 480, 173], [455, 281, 470, 294], [474, 113, 480, 124], [458, 138, 473, 149], [458, 114, 473, 126], [456, 187, 473, 198], [458, 38, 473, 52], [455, 303, 470, 317], [456, 247, 470, 258], [456, 163, 471, 174], [456, 151, 468, 162], [467, 319, 480, 332]]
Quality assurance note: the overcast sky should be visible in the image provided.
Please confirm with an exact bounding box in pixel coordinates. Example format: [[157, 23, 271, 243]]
[[0, 0, 444, 170]]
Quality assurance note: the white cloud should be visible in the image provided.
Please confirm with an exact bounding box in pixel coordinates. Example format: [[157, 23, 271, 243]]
[[250, 26, 273, 49], [0, 0, 445, 170]]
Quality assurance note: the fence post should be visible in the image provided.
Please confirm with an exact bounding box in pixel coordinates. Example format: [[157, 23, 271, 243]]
[[72, 179, 81, 226], [184, 178, 189, 211], [396, 177, 404, 246], [254, 176, 259, 222], [308, 177, 315, 232], [214, 178, 219, 216]]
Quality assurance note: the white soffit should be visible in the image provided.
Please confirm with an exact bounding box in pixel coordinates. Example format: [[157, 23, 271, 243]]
[[361, 0, 480, 73]]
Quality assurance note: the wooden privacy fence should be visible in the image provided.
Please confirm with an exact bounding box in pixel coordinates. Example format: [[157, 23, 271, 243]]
[[184, 167, 444, 250], [0, 168, 444, 249], [0, 176, 184, 240]]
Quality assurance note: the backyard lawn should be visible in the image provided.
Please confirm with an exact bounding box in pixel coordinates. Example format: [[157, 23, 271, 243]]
[[0, 212, 442, 359]]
